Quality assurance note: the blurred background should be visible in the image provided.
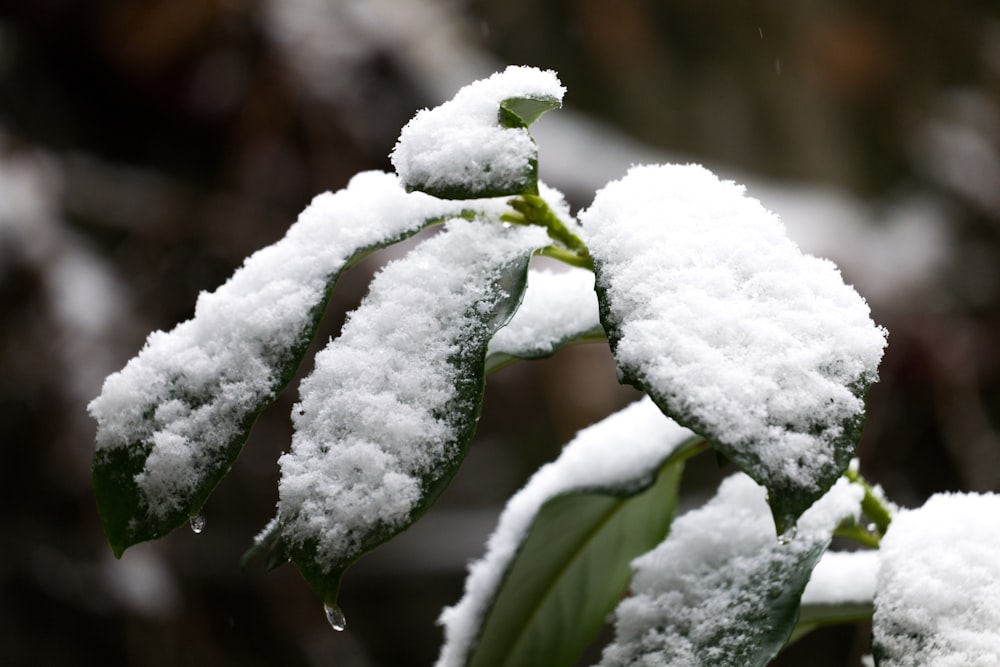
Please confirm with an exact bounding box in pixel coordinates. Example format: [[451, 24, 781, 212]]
[[1, 1, 998, 665]]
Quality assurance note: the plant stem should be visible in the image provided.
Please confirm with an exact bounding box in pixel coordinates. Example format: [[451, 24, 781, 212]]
[[535, 245, 593, 269], [833, 523, 881, 549], [503, 194, 593, 269], [844, 466, 894, 534]]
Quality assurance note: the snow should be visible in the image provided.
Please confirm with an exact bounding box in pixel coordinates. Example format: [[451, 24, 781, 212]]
[[580, 163, 887, 498], [436, 397, 695, 667], [873, 492, 1000, 667], [391, 65, 564, 197], [800, 550, 878, 606], [277, 217, 548, 570], [530, 112, 952, 310], [600, 474, 863, 666], [88, 170, 506, 518], [486, 265, 601, 363]]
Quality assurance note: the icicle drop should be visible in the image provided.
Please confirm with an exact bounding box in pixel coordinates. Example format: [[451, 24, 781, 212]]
[[324, 603, 347, 632], [190, 512, 206, 534], [778, 525, 797, 545]]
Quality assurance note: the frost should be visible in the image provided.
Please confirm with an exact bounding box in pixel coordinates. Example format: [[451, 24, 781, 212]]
[[873, 492, 1000, 667], [437, 397, 694, 667], [88, 171, 503, 521], [391, 65, 564, 198], [580, 163, 887, 528], [486, 265, 602, 366], [600, 474, 863, 667], [277, 217, 548, 573]]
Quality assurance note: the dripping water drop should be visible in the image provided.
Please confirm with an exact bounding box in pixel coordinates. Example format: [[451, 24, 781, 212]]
[[324, 603, 347, 632], [190, 512, 206, 534], [778, 526, 797, 545]]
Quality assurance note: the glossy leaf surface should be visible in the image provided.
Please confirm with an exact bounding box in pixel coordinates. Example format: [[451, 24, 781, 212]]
[[467, 462, 683, 667]]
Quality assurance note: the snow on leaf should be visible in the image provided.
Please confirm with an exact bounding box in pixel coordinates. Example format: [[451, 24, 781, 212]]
[[437, 397, 699, 667], [391, 65, 564, 199], [276, 217, 548, 604], [873, 492, 1000, 667], [485, 265, 604, 374], [791, 550, 879, 645], [599, 474, 864, 667], [801, 549, 878, 609], [579, 163, 887, 534], [88, 171, 500, 556]]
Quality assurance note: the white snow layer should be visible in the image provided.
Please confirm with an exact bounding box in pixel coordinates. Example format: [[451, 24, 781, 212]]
[[88, 170, 503, 517], [391, 65, 564, 195], [277, 217, 548, 569], [600, 474, 863, 666], [800, 549, 878, 607], [436, 397, 695, 667], [873, 492, 1000, 667], [580, 163, 888, 493], [486, 265, 601, 362]]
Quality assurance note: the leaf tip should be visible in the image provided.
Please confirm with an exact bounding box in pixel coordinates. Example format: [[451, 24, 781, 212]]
[[498, 95, 562, 129]]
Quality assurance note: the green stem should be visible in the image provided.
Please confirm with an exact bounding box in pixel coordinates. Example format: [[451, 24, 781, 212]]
[[535, 245, 593, 269], [833, 523, 881, 549], [504, 194, 592, 269], [844, 466, 893, 534]]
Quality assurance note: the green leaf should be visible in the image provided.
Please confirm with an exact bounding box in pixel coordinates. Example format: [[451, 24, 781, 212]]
[[274, 219, 547, 605], [436, 398, 705, 667], [468, 461, 684, 667], [391, 67, 564, 200], [600, 475, 862, 666], [579, 163, 887, 534], [872, 492, 1000, 666], [498, 95, 562, 129], [89, 171, 491, 557], [484, 324, 605, 375], [788, 600, 873, 646], [485, 266, 605, 375], [240, 518, 290, 572]]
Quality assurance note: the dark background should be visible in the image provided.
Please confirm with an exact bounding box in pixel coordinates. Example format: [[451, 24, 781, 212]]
[[1, 1, 998, 665]]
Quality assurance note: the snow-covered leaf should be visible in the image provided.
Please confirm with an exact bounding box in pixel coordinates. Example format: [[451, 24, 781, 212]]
[[275, 218, 548, 604], [580, 163, 887, 534], [391, 66, 564, 200], [89, 171, 495, 557], [600, 474, 863, 667], [437, 398, 700, 667], [468, 467, 683, 667], [873, 492, 1000, 667], [790, 549, 878, 644], [485, 266, 604, 374], [498, 96, 562, 129]]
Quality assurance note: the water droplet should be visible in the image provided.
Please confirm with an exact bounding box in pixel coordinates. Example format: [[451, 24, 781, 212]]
[[866, 522, 877, 533], [190, 512, 206, 534], [778, 526, 797, 545], [324, 603, 347, 632], [501, 221, 512, 230]]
